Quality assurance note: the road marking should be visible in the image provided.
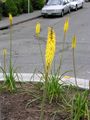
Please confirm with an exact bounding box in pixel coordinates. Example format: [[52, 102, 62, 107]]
[[63, 76, 72, 79], [0, 73, 89, 90], [63, 75, 90, 90]]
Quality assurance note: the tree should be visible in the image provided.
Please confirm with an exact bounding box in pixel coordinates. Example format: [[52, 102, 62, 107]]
[[31, 0, 44, 10]]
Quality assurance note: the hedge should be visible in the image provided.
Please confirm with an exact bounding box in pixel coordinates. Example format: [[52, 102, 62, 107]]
[[31, 0, 44, 10], [0, 0, 45, 18], [0, 2, 3, 19]]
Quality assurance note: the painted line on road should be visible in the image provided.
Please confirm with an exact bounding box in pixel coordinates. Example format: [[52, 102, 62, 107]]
[[63, 75, 90, 90], [0, 73, 89, 90]]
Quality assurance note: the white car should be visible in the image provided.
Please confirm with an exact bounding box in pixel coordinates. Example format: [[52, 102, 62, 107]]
[[70, 0, 84, 10], [41, 0, 71, 17]]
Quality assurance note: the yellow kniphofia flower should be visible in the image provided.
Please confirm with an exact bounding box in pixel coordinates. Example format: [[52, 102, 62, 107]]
[[9, 13, 13, 26], [64, 17, 69, 33], [45, 27, 56, 72], [36, 22, 41, 36], [3, 48, 7, 56], [72, 35, 77, 48]]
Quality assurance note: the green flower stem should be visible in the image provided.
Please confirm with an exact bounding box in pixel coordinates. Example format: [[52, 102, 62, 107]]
[[72, 48, 77, 86], [3, 50, 6, 82], [10, 25, 12, 70], [3, 51, 6, 73], [40, 71, 48, 120], [9, 25, 14, 90]]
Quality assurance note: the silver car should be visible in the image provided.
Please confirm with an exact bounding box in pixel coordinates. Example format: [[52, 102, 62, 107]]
[[41, 0, 71, 17], [70, 0, 84, 10]]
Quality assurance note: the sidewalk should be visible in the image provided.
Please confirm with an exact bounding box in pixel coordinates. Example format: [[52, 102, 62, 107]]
[[0, 10, 41, 30], [0, 73, 90, 90]]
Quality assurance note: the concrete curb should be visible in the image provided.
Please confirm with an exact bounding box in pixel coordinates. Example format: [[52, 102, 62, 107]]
[[0, 73, 90, 90], [0, 12, 42, 30]]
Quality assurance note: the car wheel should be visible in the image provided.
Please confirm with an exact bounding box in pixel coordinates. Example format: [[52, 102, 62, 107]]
[[42, 15, 47, 18], [81, 3, 83, 8], [61, 10, 64, 17], [75, 5, 78, 11]]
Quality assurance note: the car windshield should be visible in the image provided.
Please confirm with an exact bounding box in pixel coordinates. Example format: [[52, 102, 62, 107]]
[[47, 0, 62, 5]]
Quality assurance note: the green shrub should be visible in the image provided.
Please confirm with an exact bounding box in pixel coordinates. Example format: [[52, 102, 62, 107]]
[[0, 10, 2, 20], [0, 2, 3, 20], [0, 0, 44, 17], [31, 0, 44, 10], [2, 0, 18, 16], [14, 0, 33, 14], [21, 0, 33, 13], [14, 0, 23, 14]]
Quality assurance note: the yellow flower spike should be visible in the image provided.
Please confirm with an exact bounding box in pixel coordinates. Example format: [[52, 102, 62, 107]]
[[3, 48, 7, 56], [9, 13, 13, 26], [36, 22, 41, 37], [64, 17, 69, 33], [72, 35, 77, 48], [45, 27, 56, 72]]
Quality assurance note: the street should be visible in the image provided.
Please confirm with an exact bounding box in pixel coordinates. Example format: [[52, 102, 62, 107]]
[[0, 3, 90, 80]]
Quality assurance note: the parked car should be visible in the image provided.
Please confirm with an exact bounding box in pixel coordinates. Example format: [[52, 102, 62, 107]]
[[41, 0, 71, 17], [69, 0, 84, 10], [85, 0, 90, 2]]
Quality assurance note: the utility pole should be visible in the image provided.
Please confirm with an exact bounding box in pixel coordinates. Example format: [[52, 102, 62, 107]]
[[28, 0, 30, 13]]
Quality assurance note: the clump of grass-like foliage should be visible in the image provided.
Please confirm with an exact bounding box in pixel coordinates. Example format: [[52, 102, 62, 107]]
[[0, 14, 17, 92]]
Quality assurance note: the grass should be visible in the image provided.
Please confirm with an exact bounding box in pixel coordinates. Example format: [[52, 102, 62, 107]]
[[0, 14, 17, 92], [46, 75, 64, 103], [71, 90, 89, 120]]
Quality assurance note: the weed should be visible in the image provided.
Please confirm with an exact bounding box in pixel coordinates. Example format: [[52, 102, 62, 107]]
[[46, 75, 64, 103]]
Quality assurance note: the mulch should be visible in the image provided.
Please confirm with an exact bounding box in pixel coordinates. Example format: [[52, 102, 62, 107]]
[[0, 82, 89, 120]]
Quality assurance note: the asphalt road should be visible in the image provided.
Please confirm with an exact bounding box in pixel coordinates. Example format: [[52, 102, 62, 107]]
[[0, 3, 90, 80]]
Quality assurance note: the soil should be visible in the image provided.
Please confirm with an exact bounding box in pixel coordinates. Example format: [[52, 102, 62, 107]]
[[0, 82, 89, 120]]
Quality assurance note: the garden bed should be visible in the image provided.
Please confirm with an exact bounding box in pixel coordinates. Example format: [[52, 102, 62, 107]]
[[0, 82, 90, 120]]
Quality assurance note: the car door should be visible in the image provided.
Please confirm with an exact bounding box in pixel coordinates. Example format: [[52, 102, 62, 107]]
[[77, 0, 82, 7], [63, 0, 69, 13], [67, 0, 71, 11], [79, 0, 83, 7]]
